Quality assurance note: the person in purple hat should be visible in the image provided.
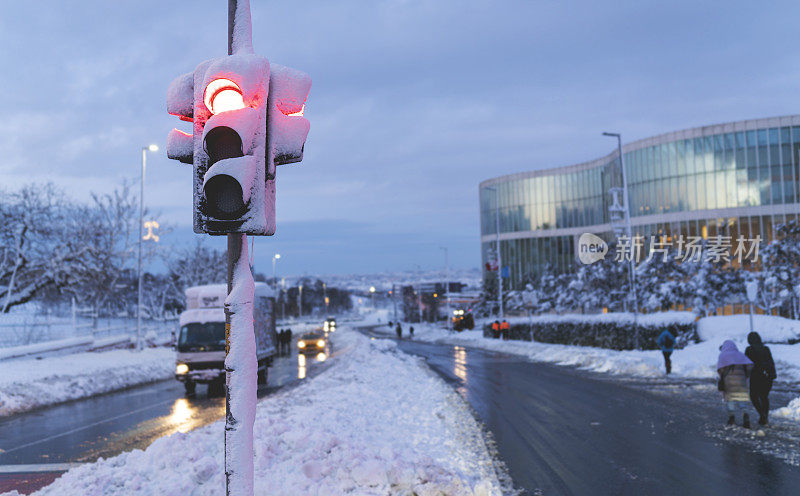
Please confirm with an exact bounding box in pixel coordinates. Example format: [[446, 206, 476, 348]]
[[717, 340, 754, 428]]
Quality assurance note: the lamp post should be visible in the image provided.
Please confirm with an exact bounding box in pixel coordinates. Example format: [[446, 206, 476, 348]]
[[298, 284, 303, 318], [602, 132, 640, 347], [137, 144, 159, 351], [271, 253, 280, 288], [484, 186, 503, 320], [440, 246, 451, 331]]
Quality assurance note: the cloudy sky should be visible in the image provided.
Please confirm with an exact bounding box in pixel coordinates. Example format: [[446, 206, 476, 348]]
[[2, 0, 799, 275]]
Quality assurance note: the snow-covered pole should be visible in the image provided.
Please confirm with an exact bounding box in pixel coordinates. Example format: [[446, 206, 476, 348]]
[[224, 233, 256, 496], [225, 3, 257, 496]]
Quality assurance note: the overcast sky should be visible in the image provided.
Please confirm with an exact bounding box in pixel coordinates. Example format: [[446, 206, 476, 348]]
[[2, 0, 799, 276]]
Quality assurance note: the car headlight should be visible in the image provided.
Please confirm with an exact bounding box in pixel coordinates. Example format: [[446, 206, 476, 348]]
[[176, 363, 189, 375], [298, 341, 306, 348], [317, 339, 325, 347]]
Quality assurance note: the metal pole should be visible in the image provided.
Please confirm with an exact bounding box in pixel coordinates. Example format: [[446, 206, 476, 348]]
[[136, 147, 146, 351], [441, 247, 451, 331], [392, 283, 397, 322], [604, 132, 639, 347]]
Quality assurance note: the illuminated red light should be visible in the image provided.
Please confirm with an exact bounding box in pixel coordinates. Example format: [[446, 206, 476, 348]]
[[204, 78, 246, 114]]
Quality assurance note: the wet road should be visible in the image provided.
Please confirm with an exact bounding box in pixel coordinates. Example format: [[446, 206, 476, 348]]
[[0, 350, 330, 467], [390, 336, 800, 496]]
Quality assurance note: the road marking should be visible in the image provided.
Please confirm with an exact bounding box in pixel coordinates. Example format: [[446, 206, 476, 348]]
[[0, 463, 81, 473]]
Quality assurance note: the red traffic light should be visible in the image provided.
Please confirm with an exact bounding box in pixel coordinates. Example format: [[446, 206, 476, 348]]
[[204, 78, 246, 115]]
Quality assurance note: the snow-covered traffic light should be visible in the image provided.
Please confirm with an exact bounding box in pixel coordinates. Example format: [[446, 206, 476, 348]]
[[166, 56, 310, 235]]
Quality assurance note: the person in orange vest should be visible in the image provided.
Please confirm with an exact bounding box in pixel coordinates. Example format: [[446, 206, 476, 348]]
[[491, 320, 500, 339], [500, 320, 510, 340]]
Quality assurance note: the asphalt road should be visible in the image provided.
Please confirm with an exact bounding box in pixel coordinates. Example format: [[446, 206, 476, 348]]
[[0, 348, 330, 493], [389, 336, 800, 496]]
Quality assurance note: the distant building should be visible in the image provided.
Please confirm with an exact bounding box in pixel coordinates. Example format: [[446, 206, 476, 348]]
[[480, 115, 800, 289]]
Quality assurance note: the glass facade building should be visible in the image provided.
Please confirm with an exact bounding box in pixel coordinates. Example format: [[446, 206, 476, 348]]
[[480, 116, 800, 290]]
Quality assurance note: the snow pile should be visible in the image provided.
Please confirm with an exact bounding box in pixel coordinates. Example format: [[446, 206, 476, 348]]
[[19, 330, 502, 496], [0, 348, 174, 416], [697, 314, 800, 343], [774, 397, 800, 422]]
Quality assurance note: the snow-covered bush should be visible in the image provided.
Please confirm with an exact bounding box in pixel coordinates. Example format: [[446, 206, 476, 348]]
[[483, 312, 698, 351]]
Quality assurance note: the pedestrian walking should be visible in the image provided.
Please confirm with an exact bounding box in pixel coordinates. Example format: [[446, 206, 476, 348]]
[[500, 320, 510, 340], [286, 328, 293, 354], [279, 329, 287, 355], [745, 331, 777, 426], [395, 322, 402, 339], [656, 329, 676, 374], [717, 340, 754, 428], [409, 326, 414, 337], [491, 320, 500, 339]]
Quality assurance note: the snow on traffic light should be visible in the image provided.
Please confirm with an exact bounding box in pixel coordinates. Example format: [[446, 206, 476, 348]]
[[166, 55, 311, 235]]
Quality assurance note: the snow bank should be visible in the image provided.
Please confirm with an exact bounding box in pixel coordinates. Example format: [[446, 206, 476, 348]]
[[18, 329, 502, 496], [0, 336, 93, 360], [774, 397, 800, 422], [0, 348, 174, 416], [697, 314, 800, 343], [495, 311, 696, 327]]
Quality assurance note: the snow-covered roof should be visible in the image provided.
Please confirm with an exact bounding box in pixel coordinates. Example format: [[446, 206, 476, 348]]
[[185, 282, 275, 309], [180, 308, 225, 327]]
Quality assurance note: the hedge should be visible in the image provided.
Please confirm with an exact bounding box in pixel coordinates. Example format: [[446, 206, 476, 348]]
[[483, 313, 698, 351]]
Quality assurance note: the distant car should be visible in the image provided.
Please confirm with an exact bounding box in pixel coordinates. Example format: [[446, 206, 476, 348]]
[[298, 332, 327, 354], [323, 318, 336, 332]]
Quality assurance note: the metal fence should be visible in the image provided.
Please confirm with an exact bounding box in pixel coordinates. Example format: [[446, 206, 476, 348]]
[[0, 315, 178, 348]]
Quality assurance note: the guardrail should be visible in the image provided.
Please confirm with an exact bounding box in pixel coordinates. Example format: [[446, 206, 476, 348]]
[[0, 317, 177, 355]]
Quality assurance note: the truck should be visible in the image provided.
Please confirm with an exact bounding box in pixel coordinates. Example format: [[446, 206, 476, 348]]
[[175, 283, 278, 395]]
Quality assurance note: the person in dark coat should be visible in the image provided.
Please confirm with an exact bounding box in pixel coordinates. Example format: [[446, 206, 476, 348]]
[[745, 331, 777, 425], [279, 329, 286, 355], [409, 326, 414, 337], [395, 323, 402, 339], [656, 330, 676, 374], [286, 328, 293, 353]]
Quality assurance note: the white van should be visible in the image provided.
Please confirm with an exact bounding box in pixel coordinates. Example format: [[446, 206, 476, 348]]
[[175, 283, 278, 395]]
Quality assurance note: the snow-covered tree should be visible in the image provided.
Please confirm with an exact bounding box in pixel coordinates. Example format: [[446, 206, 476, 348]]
[[0, 185, 92, 312]]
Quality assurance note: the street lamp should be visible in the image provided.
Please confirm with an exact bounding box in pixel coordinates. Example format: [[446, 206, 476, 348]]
[[137, 144, 159, 351], [484, 186, 503, 320], [440, 246, 451, 331], [602, 132, 640, 347]]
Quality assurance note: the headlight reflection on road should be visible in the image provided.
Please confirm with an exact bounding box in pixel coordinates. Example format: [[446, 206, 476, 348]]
[[298, 353, 307, 379], [453, 346, 467, 383], [169, 398, 196, 434]]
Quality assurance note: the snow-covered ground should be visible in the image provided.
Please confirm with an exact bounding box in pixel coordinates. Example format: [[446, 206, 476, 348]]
[[381, 319, 800, 383], [11, 328, 503, 496], [0, 347, 174, 416]]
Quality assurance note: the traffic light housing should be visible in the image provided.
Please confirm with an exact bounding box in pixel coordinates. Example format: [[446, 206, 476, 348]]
[[166, 54, 311, 235]]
